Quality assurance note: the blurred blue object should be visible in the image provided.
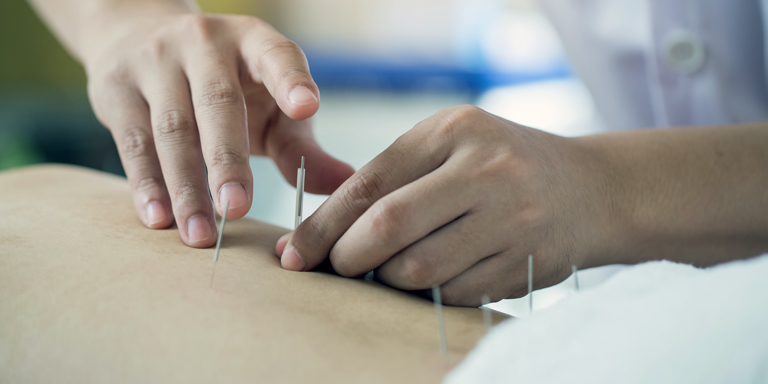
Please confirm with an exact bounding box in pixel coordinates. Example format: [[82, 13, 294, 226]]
[[304, 50, 572, 95], [286, 3, 574, 95]]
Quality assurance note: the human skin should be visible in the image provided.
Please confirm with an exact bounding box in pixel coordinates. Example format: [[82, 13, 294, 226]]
[[277, 105, 768, 306], [0, 165, 504, 383], [26, 0, 355, 248], [26, 1, 768, 307]]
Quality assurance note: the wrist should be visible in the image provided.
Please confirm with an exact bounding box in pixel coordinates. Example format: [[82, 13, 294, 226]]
[[569, 133, 638, 268]]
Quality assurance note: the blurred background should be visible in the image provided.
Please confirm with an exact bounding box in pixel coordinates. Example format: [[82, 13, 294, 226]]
[[0, 0, 615, 315]]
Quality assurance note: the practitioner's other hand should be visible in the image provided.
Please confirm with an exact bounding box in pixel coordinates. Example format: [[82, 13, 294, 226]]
[[85, 9, 354, 247], [277, 105, 615, 306]]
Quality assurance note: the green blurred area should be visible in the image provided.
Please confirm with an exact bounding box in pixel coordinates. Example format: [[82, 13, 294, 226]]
[[0, 0, 86, 90], [0, 0, 263, 173], [0, 0, 263, 89]]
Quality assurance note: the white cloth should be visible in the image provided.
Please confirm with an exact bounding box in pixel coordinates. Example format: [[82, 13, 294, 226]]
[[444, 254, 768, 384], [539, 0, 768, 130]]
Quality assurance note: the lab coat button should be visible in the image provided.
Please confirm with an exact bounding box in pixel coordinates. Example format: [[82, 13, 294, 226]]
[[662, 30, 706, 74]]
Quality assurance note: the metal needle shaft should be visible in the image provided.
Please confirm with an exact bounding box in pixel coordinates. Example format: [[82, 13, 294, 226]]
[[209, 199, 230, 288], [481, 294, 492, 333], [528, 254, 533, 315], [295, 156, 305, 230], [432, 285, 448, 357], [572, 264, 580, 292]]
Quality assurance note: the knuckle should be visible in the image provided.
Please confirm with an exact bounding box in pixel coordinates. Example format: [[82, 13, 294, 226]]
[[338, 171, 387, 216], [260, 38, 303, 59], [88, 66, 131, 125], [138, 36, 169, 61], [258, 38, 312, 82], [119, 126, 154, 160], [399, 256, 437, 288], [432, 104, 485, 139], [369, 200, 407, 242], [132, 176, 165, 195], [171, 181, 201, 203], [198, 81, 241, 108], [208, 144, 248, 167], [97, 62, 130, 89], [154, 110, 195, 142], [449, 104, 484, 120], [431, 121, 457, 144], [182, 14, 215, 40], [277, 69, 312, 87]]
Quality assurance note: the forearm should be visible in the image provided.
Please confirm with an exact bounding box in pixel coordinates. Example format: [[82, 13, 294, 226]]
[[583, 121, 768, 268], [26, 0, 198, 62]]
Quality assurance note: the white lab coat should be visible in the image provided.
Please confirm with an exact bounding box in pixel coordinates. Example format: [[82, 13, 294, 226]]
[[539, 0, 768, 130]]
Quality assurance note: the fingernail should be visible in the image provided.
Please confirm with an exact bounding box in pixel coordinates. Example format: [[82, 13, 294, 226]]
[[281, 245, 306, 271], [145, 201, 167, 226], [187, 215, 214, 242], [219, 183, 249, 211], [288, 86, 317, 106]]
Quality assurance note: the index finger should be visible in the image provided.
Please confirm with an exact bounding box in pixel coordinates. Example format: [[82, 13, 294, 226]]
[[282, 113, 458, 272]]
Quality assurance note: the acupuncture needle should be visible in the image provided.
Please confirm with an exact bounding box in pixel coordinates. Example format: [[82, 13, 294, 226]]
[[432, 285, 448, 357], [481, 294, 492, 333], [528, 254, 533, 315], [209, 199, 230, 288], [294, 156, 305, 230], [572, 265, 580, 292]]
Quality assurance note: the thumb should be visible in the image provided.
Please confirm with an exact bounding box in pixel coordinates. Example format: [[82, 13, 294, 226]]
[[266, 113, 355, 195], [277, 141, 354, 195]]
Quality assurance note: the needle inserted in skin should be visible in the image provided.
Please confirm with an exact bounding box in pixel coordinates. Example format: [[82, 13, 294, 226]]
[[209, 199, 230, 288], [528, 255, 533, 315], [481, 294, 492, 333], [572, 265, 580, 292], [432, 285, 448, 357], [294, 156, 305, 230]]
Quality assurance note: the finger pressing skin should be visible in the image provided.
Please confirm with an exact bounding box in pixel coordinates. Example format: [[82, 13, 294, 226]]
[[138, 66, 216, 248], [184, 48, 253, 219], [239, 22, 320, 121], [94, 85, 173, 230], [374, 211, 505, 291], [329, 156, 477, 277], [281, 118, 457, 272], [275, 231, 292, 258]]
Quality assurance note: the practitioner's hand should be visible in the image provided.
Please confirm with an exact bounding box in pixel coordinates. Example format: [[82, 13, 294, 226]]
[[85, 10, 354, 247], [277, 106, 613, 306]]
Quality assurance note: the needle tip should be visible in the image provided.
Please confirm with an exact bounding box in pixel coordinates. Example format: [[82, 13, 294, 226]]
[[210, 199, 230, 287]]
